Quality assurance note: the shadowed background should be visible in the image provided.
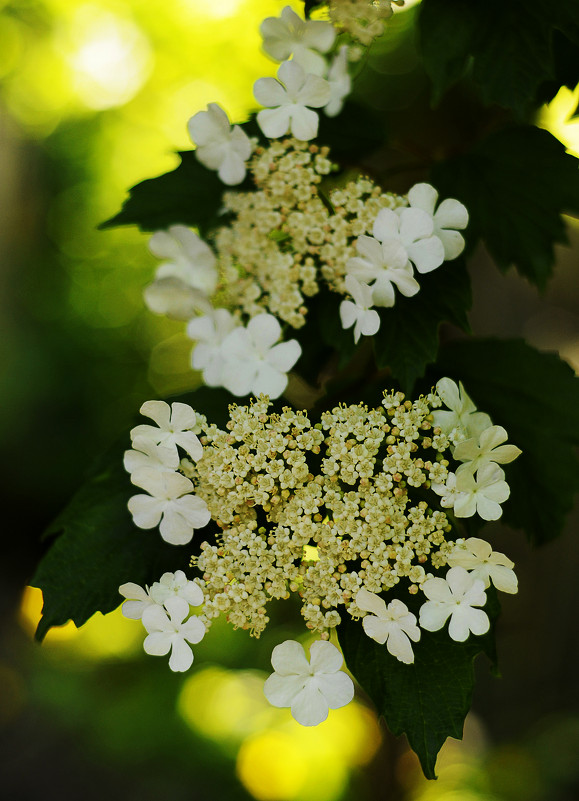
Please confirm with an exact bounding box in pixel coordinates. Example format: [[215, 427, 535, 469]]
[[1, 1, 579, 799]]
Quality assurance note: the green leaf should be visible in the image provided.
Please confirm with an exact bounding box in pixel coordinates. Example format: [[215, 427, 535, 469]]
[[431, 126, 579, 290], [338, 586, 500, 778], [31, 386, 235, 640], [373, 256, 471, 394], [418, 0, 578, 114], [432, 339, 579, 545], [99, 151, 253, 235]]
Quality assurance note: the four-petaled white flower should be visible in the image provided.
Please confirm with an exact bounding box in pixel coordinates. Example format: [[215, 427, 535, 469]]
[[254, 60, 330, 141], [260, 6, 336, 76], [124, 436, 179, 476], [454, 425, 522, 474], [346, 232, 420, 308], [325, 46, 351, 117], [187, 309, 239, 387], [131, 401, 203, 462], [118, 581, 156, 620], [447, 538, 518, 594], [149, 570, 205, 606], [340, 275, 380, 342], [406, 183, 469, 261], [128, 469, 211, 545], [432, 377, 492, 440], [142, 596, 206, 672], [221, 314, 301, 398], [263, 639, 354, 726], [454, 462, 511, 521], [356, 589, 420, 664], [148, 226, 219, 296], [187, 103, 252, 186], [419, 566, 489, 642]]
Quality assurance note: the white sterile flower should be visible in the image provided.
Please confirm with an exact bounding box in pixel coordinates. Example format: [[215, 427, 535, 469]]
[[324, 46, 351, 117], [432, 377, 492, 440], [128, 469, 211, 545], [431, 471, 459, 509], [221, 314, 301, 399], [118, 581, 156, 620], [124, 436, 179, 476], [144, 277, 212, 321], [260, 6, 336, 76], [131, 401, 203, 462], [406, 183, 469, 261], [453, 425, 522, 473], [149, 570, 205, 606], [187, 308, 238, 387], [356, 589, 420, 664], [419, 566, 489, 642], [453, 463, 511, 521], [148, 226, 219, 296], [187, 103, 252, 186], [254, 60, 330, 142], [264, 639, 354, 726], [447, 538, 518, 594], [340, 275, 380, 342], [373, 206, 445, 275], [142, 596, 206, 672], [346, 231, 420, 308]]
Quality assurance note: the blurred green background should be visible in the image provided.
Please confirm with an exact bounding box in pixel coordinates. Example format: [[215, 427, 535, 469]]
[[2, 1, 579, 799]]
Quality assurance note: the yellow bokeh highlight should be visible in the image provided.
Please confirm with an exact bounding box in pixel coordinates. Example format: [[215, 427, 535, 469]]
[[539, 84, 579, 157], [178, 663, 382, 801], [20, 586, 142, 659]]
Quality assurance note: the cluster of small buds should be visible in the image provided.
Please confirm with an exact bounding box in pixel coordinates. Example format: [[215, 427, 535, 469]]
[[328, 0, 404, 46]]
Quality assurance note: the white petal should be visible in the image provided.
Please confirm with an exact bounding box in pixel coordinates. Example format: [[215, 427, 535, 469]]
[[419, 601, 451, 632], [217, 149, 247, 186], [174, 495, 211, 529], [435, 198, 468, 230], [278, 59, 305, 96], [296, 73, 331, 108], [253, 364, 287, 399], [408, 183, 438, 216], [386, 628, 415, 664], [389, 267, 421, 297], [257, 105, 293, 137], [159, 506, 195, 545], [164, 596, 190, 625], [317, 672, 355, 709], [119, 581, 150, 602], [406, 236, 445, 274], [446, 566, 476, 598], [422, 576, 452, 603], [267, 339, 301, 372], [362, 615, 389, 644], [489, 564, 518, 594], [373, 208, 400, 242], [290, 681, 330, 726], [271, 640, 310, 675], [289, 106, 320, 141], [358, 309, 380, 337], [264, 673, 307, 706], [309, 640, 343, 674], [181, 581, 205, 607], [340, 300, 358, 331], [476, 495, 504, 521], [180, 616, 206, 645], [174, 431, 203, 461], [356, 588, 388, 617], [168, 637, 194, 672], [302, 20, 336, 53], [399, 207, 434, 243], [248, 314, 282, 348], [140, 400, 171, 429], [371, 274, 396, 307], [254, 76, 288, 108], [128, 495, 165, 529], [143, 631, 172, 656], [436, 377, 461, 411], [438, 229, 465, 260]]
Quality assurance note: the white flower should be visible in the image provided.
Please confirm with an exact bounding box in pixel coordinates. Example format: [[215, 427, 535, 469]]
[[187, 103, 252, 186], [447, 538, 518, 594], [187, 309, 238, 387], [346, 232, 420, 308], [148, 226, 218, 296], [406, 183, 469, 261], [324, 46, 351, 117], [453, 425, 522, 473], [372, 206, 445, 275], [260, 6, 336, 76], [118, 581, 156, 620], [128, 469, 211, 545], [221, 314, 301, 399], [432, 377, 492, 440], [454, 463, 511, 521], [431, 471, 459, 509], [149, 570, 205, 606], [419, 566, 489, 642], [356, 589, 420, 664], [142, 597, 206, 672], [263, 639, 354, 726], [144, 277, 212, 321], [124, 436, 179, 476], [340, 275, 380, 342], [131, 401, 203, 462], [254, 60, 330, 141]]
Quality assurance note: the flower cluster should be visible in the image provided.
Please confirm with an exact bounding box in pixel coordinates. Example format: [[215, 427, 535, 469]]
[[120, 383, 520, 722], [328, 0, 404, 46]]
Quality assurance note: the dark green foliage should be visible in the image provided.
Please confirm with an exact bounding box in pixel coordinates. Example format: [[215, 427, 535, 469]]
[[432, 126, 579, 289], [373, 256, 471, 394], [418, 0, 579, 115], [338, 586, 500, 778], [434, 339, 579, 544]]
